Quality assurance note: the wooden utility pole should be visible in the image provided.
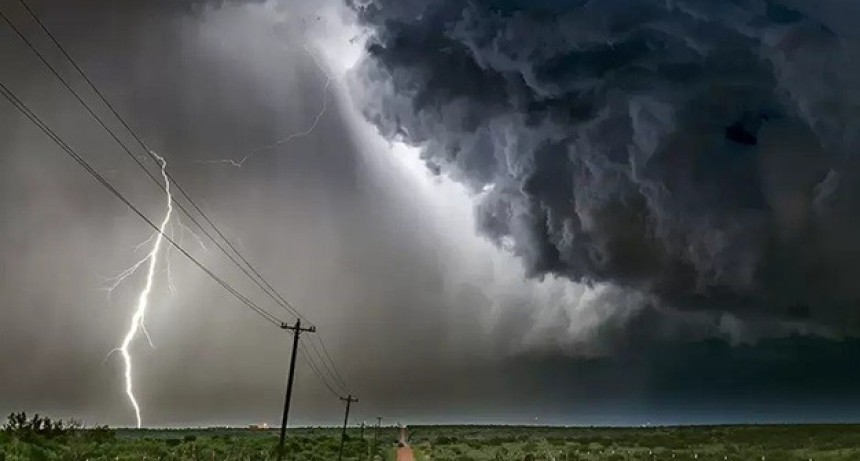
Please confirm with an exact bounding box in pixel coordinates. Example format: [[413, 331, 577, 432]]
[[359, 421, 366, 459], [277, 319, 316, 461], [338, 394, 359, 461], [370, 416, 382, 460]]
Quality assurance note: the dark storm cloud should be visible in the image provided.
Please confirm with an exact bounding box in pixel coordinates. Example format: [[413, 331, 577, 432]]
[[349, 0, 860, 334], [505, 334, 860, 425]]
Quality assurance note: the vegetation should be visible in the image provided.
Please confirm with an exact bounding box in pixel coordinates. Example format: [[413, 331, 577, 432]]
[[404, 425, 860, 460], [2, 414, 860, 460]]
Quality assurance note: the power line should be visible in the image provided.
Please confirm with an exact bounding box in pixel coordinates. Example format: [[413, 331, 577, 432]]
[[305, 338, 349, 395], [14, 0, 310, 324], [3, 2, 357, 401], [298, 339, 343, 399], [0, 81, 284, 327], [299, 340, 342, 399], [0, 2, 308, 324], [304, 335, 351, 396], [315, 333, 352, 394]]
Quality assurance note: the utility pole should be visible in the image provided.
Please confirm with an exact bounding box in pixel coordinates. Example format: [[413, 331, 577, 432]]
[[370, 416, 382, 461], [277, 319, 316, 461], [338, 394, 359, 461], [360, 421, 366, 459]]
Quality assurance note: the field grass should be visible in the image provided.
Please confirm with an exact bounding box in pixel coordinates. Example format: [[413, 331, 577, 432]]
[[3, 423, 860, 460]]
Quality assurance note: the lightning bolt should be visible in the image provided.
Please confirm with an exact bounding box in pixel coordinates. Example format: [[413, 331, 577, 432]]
[[111, 151, 173, 428], [100, 153, 208, 427], [200, 45, 331, 168]]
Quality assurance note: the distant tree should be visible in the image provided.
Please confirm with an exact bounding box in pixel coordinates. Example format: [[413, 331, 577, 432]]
[[82, 425, 116, 443], [3, 412, 80, 440]]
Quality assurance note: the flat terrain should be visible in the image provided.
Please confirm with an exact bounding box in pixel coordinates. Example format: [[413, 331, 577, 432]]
[[3, 424, 860, 460]]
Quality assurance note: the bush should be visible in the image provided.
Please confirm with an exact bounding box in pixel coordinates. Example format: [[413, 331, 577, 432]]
[[83, 425, 116, 443], [2, 412, 80, 440]]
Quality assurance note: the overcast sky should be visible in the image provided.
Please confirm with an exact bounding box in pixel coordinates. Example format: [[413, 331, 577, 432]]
[[2, 0, 860, 428]]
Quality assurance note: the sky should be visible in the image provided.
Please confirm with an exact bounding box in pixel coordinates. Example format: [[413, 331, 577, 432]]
[[2, 0, 860, 427]]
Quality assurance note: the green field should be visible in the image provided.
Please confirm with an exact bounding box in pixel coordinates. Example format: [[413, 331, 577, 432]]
[[3, 414, 860, 460]]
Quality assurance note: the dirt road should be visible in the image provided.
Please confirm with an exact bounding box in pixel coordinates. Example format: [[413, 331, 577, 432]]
[[396, 444, 415, 461], [396, 425, 415, 461]]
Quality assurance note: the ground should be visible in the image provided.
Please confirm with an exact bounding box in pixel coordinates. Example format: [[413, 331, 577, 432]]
[[398, 441, 415, 461], [3, 424, 860, 460]]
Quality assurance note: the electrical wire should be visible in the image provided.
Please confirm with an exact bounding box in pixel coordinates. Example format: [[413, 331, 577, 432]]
[[3, 3, 357, 400], [307, 334, 352, 395], [298, 339, 343, 399], [0, 3, 308, 324], [0, 81, 284, 327]]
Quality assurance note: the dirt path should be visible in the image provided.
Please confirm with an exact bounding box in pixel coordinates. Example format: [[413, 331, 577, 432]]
[[396, 444, 415, 461], [395, 425, 415, 461]]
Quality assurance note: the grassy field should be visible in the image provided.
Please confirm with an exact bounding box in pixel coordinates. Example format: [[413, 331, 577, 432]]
[[3, 416, 860, 460]]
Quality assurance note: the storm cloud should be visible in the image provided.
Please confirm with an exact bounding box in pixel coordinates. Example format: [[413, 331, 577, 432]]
[[6, 0, 860, 427], [347, 0, 860, 336]]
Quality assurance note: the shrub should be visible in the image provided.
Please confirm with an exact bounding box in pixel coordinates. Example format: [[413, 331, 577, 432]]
[[81, 425, 116, 444], [2, 412, 80, 440]]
